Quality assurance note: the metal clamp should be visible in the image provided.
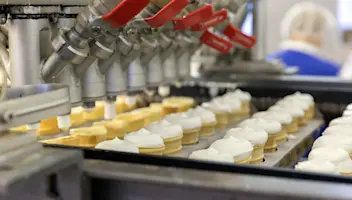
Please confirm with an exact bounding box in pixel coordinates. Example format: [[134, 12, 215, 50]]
[[0, 84, 71, 131], [199, 30, 232, 53], [172, 4, 213, 31], [102, 0, 151, 28], [191, 9, 228, 31], [145, 0, 190, 28], [223, 24, 256, 48]]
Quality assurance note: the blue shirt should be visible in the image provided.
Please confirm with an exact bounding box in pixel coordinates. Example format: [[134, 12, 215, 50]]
[[268, 50, 340, 76]]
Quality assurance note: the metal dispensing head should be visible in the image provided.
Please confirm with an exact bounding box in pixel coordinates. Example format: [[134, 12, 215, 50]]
[[51, 0, 152, 108], [110, 0, 191, 94], [40, 0, 151, 82], [145, 3, 215, 88], [102, 0, 194, 119]]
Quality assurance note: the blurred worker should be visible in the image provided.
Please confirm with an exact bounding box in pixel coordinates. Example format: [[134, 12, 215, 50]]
[[268, 1, 341, 76]]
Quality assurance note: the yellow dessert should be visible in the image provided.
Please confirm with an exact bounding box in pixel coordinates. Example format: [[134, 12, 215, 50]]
[[162, 96, 195, 114], [10, 125, 28, 133], [93, 120, 128, 139], [149, 103, 167, 117], [41, 135, 80, 146], [239, 118, 282, 153], [185, 107, 217, 137], [70, 107, 86, 127], [212, 97, 242, 122], [124, 129, 165, 155], [83, 101, 104, 122], [70, 126, 107, 147], [133, 107, 163, 126], [210, 137, 253, 164], [146, 120, 183, 155], [116, 96, 137, 113], [115, 112, 145, 132], [201, 102, 230, 130], [164, 113, 201, 145], [224, 90, 252, 117], [225, 127, 267, 164], [36, 117, 61, 135]]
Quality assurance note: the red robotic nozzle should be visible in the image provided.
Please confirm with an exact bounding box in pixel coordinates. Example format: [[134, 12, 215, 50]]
[[223, 24, 256, 48], [145, 0, 190, 28], [191, 9, 228, 32], [200, 30, 233, 54], [172, 4, 214, 31], [102, 0, 151, 28]]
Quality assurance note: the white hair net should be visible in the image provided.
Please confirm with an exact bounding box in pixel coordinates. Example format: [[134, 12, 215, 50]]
[[280, 1, 343, 63]]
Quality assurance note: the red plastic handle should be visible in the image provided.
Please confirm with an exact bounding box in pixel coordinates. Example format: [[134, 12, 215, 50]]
[[200, 30, 233, 53], [145, 0, 190, 28], [191, 9, 228, 32], [172, 4, 214, 31], [102, 0, 150, 28], [223, 24, 256, 48]]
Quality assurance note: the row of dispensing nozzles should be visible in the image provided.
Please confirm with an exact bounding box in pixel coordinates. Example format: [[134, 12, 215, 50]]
[[34, 0, 256, 130]]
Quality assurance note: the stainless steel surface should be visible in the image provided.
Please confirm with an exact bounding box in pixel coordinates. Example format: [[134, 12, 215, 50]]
[[79, 40, 115, 103], [54, 64, 82, 105], [53, 19, 83, 105], [252, 0, 265, 59], [9, 19, 48, 85], [0, 145, 82, 200], [41, 29, 89, 82], [147, 52, 164, 87], [40, 0, 124, 81], [128, 55, 147, 91], [196, 74, 352, 91], [202, 61, 285, 76], [163, 53, 178, 83], [84, 159, 352, 200], [105, 52, 128, 96], [0, 84, 70, 131], [81, 59, 106, 102], [176, 49, 191, 80]]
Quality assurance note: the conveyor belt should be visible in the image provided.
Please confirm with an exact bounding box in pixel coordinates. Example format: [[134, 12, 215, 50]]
[[170, 119, 324, 167], [45, 119, 324, 174]]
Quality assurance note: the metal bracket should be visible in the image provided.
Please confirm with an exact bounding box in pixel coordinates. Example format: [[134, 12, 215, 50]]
[[0, 84, 71, 131]]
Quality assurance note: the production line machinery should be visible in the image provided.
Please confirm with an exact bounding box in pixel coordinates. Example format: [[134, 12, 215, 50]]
[[0, 0, 255, 129], [2, 1, 352, 200]]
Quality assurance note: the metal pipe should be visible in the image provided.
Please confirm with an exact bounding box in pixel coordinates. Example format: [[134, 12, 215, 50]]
[[50, 18, 83, 106], [163, 53, 177, 83], [0, 0, 89, 5], [105, 52, 128, 96], [9, 19, 47, 86], [176, 49, 191, 80], [128, 54, 146, 93], [54, 64, 82, 106], [81, 59, 106, 103], [146, 51, 164, 87], [252, 0, 264, 59], [0, 43, 10, 81], [40, 0, 124, 81]]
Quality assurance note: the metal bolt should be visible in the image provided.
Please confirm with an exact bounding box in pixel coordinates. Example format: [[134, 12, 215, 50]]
[[127, 29, 137, 36], [1, 112, 13, 123], [0, 14, 7, 25], [91, 26, 101, 36]]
